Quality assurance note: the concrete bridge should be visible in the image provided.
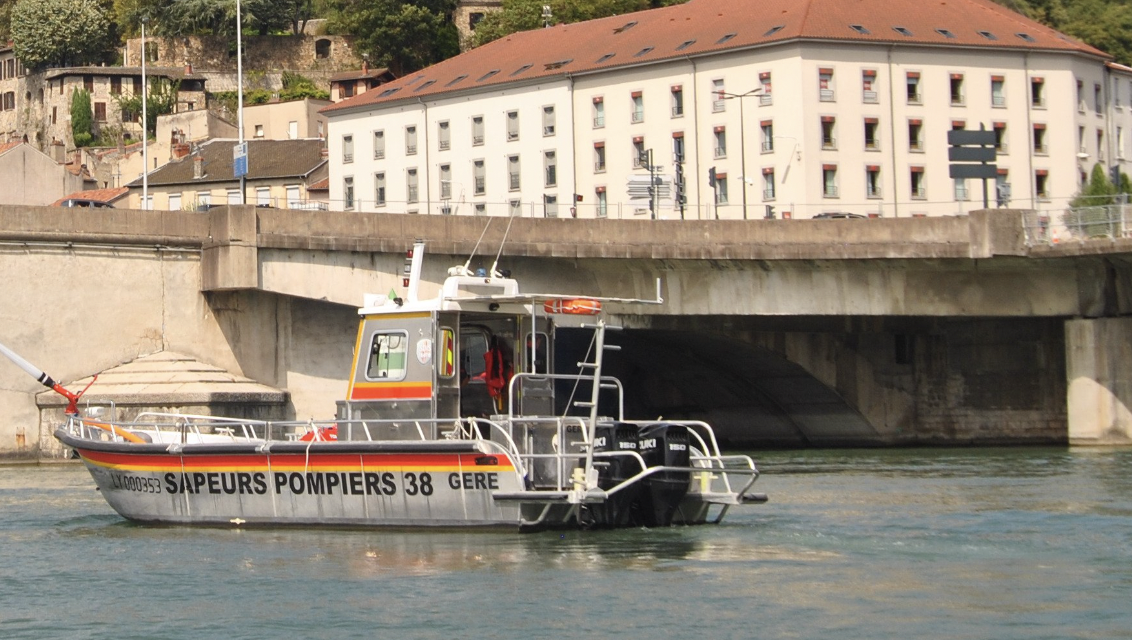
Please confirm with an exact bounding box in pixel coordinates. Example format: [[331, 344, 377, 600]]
[[3, 204, 1131, 460]]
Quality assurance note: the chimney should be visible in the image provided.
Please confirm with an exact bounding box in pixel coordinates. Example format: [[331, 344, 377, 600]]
[[185, 61, 193, 75], [193, 155, 204, 179], [172, 143, 190, 160], [362, 60, 368, 75]]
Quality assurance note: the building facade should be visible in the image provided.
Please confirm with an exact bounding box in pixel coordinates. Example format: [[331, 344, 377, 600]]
[[321, 0, 1132, 219]]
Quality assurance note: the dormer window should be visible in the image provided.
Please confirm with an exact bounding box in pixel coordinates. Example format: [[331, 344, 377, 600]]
[[764, 25, 784, 37], [544, 59, 572, 70], [892, 26, 913, 37], [634, 47, 654, 57], [614, 21, 637, 34], [717, 32, 737, 44], [476, 69, 500, 82], [1016, 32, 1035, 42], [378, 87, 400, 98], [445, 75, 468, 87], [936, 28, 956, 38], [978, 30, 997, 40], [850, 25, 870, 35], [510, 64, 533, 77], [676, 39, 696, 51], [413, 80, 435, 92], [597, 53, 615, 63]]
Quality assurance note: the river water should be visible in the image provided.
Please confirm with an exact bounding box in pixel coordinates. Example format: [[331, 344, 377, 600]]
[[1, 447, 1130, 639]]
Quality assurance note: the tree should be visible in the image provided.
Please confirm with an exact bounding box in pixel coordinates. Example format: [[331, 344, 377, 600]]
[[472, 0, 654, 47], [115, 78, 180, 139], [1066, 163, 1119, 237], [11, 0, 113, 68], [71, 89, 94, 148], [327, 0, 459, 76]]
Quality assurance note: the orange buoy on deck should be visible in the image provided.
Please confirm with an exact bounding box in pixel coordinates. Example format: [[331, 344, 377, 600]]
[[543, 298, 602, 315]]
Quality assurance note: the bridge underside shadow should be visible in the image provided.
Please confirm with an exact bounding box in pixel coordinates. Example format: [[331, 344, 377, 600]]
[[557, 328, 880, 448]]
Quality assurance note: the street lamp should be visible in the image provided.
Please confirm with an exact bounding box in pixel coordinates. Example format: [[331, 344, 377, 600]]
[[718, 88, 761, 219]]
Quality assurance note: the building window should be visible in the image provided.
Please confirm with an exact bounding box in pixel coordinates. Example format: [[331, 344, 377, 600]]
[[439, 164, 451, 199], [819, 68, 835, 101], [227, 189, 242, 205], [542, 105, 555, 136], [1077, 79, 1085, 112], [506, 111, 519, 140], [671, 85, 684, 117], [544, 150, 557, 187], [1031, 77, 1045, 107], [544, 194, 558, 218], [991, 76, 1005, 107], [910, 167, 926, 199], [254, 124, 264, 138], [83, 75, 93, 91], [110, 77, 121, 95], [169, 193, 182, 211], [596, 189, 608, 218], [864, 118, 880, 150], [470, 12, 485, 29], [593, 98, 605, 128], [906, 72, 921, 103], [714, 126, 727, 158], [406, 168, 419, 203], [375, 172, 386, 206], [340, 83, 354, 100], [866, 166, 881, 198], [862, 70, 877, 103], [1098, 129, 1105, 162], [715, 173, 729, 204], [761, 121, 773, 152], [472, 116, 484, 145], [343, 177, 354, 210], [993, 123, 1007, 153], [373, 130, 385, 159], [438, 121, 450, 150], [1118, 126, 1125, 159], [712, 79, 725, 112], [474, 203, 486, 215], [631, 92, 644, 123], [822, 165, 838, 197], [1035, 170, 1050, 200], [594, 143, 606, 172], [908, 120, 923, 151], [315, 39, 331, 59], [821, 117, 836, 149], [255, 188, 271, 207], [197, 191, 211, 207], [406, 126, 417, 155], [342, 135, 353, 163], [509, 200, 522, 217], [1078, 125, 1086, 153], [949, 73, 964, 105], [762, 168, 775, 200], [1095, 83, 1103, 112], [632, 137, 645, 167], [672, 133, 685, 162], [759, 72, 772, 105], [1033, 124, 1047, 154], [954, 179, 969, 201], [508, 155, 520, 190], [473, 160, 485, 195], [94, 102, 106, 122]]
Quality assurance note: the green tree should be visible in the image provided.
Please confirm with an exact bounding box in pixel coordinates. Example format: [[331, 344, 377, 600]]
[[327, 0, 459, 75], [1067, 163, 1119, 237], [11, 0, 113, 68], [71, 89, 94, 148], [472, 0, 655, 47], [115, 78, 180, 139]]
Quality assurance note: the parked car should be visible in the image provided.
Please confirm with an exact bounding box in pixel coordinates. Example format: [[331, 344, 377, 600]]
[[812, 212, 865, 219], [55, 198, 115, 208]]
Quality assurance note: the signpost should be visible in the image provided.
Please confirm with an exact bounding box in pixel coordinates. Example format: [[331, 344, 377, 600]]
[[948, 127, 996, 208], [233, 142, 248, 179]]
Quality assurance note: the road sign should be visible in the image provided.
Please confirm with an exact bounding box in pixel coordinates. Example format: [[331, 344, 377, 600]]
[[949, 163, 998, 179], [947, 130, 995, 146], [233, 142, 248, 178], [948, 146, 997, 162]]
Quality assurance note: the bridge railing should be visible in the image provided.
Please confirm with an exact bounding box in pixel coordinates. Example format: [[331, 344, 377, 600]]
[[1022, 204, 1132, 246]]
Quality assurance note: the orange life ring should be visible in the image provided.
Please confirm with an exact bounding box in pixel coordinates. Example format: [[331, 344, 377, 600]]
[[543, 298, 602, 315], [299, 425, 338, 442]]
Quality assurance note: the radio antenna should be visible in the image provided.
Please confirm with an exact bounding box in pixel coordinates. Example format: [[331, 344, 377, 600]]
[[489, 212, 517, 277], [459, 217, 494, 275]]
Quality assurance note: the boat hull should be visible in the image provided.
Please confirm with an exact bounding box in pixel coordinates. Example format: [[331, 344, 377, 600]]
[[58, 430, 530, 528]]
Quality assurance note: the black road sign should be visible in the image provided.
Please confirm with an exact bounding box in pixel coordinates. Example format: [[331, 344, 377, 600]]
[[949, 146, 997, 162], [949, 163, 998, 179], [947, 130, 996, 146]]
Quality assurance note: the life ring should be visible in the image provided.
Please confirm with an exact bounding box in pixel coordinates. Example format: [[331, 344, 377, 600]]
[[543, 298, 602, 315], [299, 425, 338, 442]]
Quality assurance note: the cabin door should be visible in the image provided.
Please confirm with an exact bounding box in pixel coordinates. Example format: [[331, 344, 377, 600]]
[[517, 317, 554, 416]]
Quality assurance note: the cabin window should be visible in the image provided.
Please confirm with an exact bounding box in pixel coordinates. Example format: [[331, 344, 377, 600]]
[[439, 327, 456, 378], [367, 332, 408, 380]]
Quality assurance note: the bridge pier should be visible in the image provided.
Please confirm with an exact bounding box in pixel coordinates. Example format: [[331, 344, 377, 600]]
[[1067, 318, 1132, 445]]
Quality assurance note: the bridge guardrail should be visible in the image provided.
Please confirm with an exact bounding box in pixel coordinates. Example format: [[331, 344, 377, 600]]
[[1023, 204, 1132, 246]]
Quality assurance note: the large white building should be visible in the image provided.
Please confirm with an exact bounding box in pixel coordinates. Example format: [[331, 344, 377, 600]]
[[321, 0, 1132, 219]]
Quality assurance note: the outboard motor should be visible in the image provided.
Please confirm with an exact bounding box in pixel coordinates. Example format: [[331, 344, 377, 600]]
[[591, 422, 643, 527], [637, 423, 691, 527]]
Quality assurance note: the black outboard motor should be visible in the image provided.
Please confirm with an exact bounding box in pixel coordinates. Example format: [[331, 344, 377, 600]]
[[591, 422, 644, 527], [637, 423, 691, 527]]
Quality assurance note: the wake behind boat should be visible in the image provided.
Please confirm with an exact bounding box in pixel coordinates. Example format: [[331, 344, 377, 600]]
[[6, 240, 765, 530]]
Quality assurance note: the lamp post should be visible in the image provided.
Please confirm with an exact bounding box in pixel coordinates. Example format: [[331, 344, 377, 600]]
[[140, 17, 147, 209], [718, 88, 761, 220]]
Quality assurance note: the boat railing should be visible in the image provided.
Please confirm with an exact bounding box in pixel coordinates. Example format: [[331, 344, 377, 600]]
[[506, 372, 625, 422]]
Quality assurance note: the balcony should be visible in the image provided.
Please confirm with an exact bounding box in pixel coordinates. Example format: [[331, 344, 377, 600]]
[[407, 187, 419, 204], [474, 177, 485, 194], [762, 189, 775, 200], [714, 147, 727, 159], [595, 160, 606, 173], [992, 95, 1006, 107], [672, 105, 683, 117], [865, 140, 879, 151], [374, 150, 384, 159], [438, 140, 450, 151], [822, 137, 837, 150], [820, 89, 835, 102], [759, 94, 772, 106], [473, 135, 484, 146], [761, 140, 774, 153], [823, 186, 839, 198], [593, 116, 605, 128], [342, 153, 353, 163], [910, 141, 924, 152], [631, 111, 644, 124], [863, 90, 878, 103], [509, 174, 520, 190], [866, 187, 881, 199], [911, 186, 926, 199], [406, 145, 417, 155], [507, 131, 519, 141]]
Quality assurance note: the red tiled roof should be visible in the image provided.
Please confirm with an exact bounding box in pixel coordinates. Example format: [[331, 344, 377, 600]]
[[51, 187, 129, 206], [323, 0, 1107, 115], [0, 141, 22, 156], [307, 177, 329, 191]]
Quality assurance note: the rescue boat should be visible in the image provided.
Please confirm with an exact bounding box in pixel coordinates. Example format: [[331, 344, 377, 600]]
[[5, 241, 765, 530]]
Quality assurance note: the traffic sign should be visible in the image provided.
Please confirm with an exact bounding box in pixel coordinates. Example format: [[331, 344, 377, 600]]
[[948, 146, 996, 162], [233, 142, 248, 178], [949, 163, 998, 179], [947, 130, 995, 146]]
